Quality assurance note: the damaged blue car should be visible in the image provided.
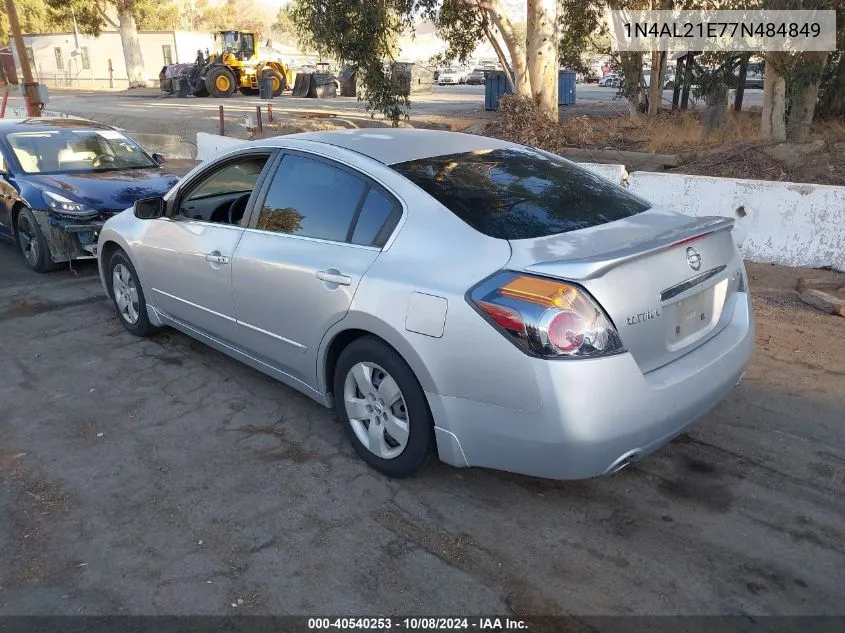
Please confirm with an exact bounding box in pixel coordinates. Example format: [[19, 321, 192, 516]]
[[0, 118, 179, 272]]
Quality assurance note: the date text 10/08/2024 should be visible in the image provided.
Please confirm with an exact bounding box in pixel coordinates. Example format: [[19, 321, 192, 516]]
[[307, 617, 529, 630]]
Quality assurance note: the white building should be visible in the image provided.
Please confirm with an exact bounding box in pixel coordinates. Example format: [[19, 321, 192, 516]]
[[13, 31, 216, 90]]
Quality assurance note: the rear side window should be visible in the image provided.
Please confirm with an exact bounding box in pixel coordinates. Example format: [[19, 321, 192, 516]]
[[351, 188, 400, 247], [391, 148, 650, 240], [257, 154, 366, 242]]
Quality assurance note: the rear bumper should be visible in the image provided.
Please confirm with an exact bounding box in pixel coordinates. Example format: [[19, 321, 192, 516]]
[[429, 292, 754, 480]]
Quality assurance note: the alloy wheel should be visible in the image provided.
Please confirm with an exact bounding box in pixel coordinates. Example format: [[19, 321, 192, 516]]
[[112, 263, 140, 325], [343, 362, 410, 460], [17, 214, 39, 267]]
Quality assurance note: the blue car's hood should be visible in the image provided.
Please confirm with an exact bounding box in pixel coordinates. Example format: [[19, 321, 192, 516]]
[[26, 169, 179, 212]]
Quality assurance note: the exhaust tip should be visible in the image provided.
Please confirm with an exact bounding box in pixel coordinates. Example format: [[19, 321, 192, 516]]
[[606, 449, 642, 475]]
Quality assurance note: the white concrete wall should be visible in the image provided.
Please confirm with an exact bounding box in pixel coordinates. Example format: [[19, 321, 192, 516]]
[[580, 163, 627, 185], [196, 133, 251, 161], [628, 172, 845, 272]]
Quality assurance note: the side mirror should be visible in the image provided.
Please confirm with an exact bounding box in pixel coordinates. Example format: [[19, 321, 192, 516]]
[[134, 196, 165, 220], [152, 152, 165, 165]]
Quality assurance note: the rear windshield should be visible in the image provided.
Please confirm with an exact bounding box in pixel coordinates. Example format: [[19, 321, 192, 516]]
[[392, 148, 649, 240]]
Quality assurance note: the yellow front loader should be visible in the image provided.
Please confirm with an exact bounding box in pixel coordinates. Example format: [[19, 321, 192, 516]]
[[188, 31, 293, 98]]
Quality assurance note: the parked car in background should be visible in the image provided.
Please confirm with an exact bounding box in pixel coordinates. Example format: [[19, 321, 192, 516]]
[[0, 118, 179, 272], [598, 72, 622, 87], [643, 68, 675, 89], [438, 67, 466, 85], [98, 129, 754, 481], [743, 63, 764, 89], [466, 68, 486, 85]]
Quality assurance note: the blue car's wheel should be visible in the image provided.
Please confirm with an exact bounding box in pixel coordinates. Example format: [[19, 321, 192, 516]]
[[16, 208, 59, 273]]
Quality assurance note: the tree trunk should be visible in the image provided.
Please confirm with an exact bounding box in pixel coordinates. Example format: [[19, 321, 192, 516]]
[[118, 6, 146, 88], [526, 0, 558, 121], [703, 84, 728, 132], [786, 52, 828, 142], [734, 53, 748, 111], [620, 52, 643, 118], [817, 53, 845, 118], [647, 50, 662, 115], [484, 23, 515, 91], [672, 56, 684, 109], [761, 60, 786, 141], [680, 53, 695, 111], [482, 0, 530, 96]]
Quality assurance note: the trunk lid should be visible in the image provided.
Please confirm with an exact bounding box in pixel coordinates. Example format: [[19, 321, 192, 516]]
[[506, 207, 745, 373]]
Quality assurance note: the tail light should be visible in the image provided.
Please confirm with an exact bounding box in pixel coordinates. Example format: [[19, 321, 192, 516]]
[[468, 271, 625, 359]]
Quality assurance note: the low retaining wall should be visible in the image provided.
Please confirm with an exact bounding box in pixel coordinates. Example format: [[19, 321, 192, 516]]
[[195, 133, 844, 271], [628, 172, 845, 272], [197, 133, 251, 160], [129, 133, 197, 160]]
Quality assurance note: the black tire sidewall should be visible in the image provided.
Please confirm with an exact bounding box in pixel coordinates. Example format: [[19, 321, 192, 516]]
[[334, 337, 433, 478], [263, 69, 285, 96], [107, 250, 154, 336], [206, 67, 236, 98], [16, 208, 56, 272]]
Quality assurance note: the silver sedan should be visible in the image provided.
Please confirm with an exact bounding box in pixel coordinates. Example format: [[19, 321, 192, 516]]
[[97, 129, 754, 480]]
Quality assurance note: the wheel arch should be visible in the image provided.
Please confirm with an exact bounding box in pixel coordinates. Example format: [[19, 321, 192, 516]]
[[318, 315, 437, 401], [97, 236, 150, 302], [10, 199, 31, 235]]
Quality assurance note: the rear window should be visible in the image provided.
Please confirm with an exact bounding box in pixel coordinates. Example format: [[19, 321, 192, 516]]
[[392, 148, 650, 240]]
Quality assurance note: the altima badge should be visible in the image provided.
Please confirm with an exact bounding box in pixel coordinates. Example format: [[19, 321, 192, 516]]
[[686, 247, 702, 271]]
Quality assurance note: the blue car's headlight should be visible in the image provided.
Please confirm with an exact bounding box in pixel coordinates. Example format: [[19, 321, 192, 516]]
[[42, 191, 95, 215]]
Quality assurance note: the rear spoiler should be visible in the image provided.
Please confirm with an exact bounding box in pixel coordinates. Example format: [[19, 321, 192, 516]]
[[525, 216, 735, 281]]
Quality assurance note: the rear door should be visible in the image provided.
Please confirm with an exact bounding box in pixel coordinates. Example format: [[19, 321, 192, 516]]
[[231, 151, 402, 388]]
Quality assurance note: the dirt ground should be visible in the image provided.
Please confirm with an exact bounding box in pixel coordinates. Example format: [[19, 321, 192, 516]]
[[0, 235, 843, 618]]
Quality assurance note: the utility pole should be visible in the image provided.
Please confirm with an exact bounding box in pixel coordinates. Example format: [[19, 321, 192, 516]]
[[4, 0, 42, 116]]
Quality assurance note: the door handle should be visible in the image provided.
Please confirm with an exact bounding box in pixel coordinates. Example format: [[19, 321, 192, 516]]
[[316, 269, 351, 286], [205, 252, 230, 264]]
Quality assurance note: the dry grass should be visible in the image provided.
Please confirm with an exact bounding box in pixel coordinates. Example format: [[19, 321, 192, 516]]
[[489, 95, 766, 154], [618, 110, 762, 153], [809, 118, 845, 144]]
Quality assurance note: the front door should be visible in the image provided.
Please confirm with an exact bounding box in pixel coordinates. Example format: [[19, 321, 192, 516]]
[[231, 152, 402, 388], [140, 152, 274, 341]]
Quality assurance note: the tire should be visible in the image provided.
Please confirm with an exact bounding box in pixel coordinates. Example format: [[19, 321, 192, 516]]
[[106, 249, 155, 337], [205, 67, 237, 98], [194, 85, 209, 97], [239, 87, 259, 96], [16, 207, 60, 273], [334, 336, 434, 478], [262, 68, 285, 96]]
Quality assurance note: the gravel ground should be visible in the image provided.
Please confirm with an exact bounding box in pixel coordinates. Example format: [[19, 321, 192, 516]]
[[0, 245, 843, 618]]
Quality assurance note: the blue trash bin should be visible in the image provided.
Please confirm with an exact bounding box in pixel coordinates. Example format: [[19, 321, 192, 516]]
[[259, 76, 274, 99], [484, 71, 512, 111], [558, 69, 576, 105]]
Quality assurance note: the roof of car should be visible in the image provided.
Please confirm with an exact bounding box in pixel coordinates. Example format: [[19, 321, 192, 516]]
[[0, 117, 111, 132], [281, 129, 517, 165]]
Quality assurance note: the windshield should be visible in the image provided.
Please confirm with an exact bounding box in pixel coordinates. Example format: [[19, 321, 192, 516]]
[[392, 148, 650, 240], [6, 129, 158, 175]]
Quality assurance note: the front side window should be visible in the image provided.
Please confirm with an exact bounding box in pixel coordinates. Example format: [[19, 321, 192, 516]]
[[80, 47, 91, 70], [391, 147, 650, 241], [256, 155, 366, 243], [6, 128, 158, 175], [177, 155, 269, 224], [162, 45, 173, 66], [54, 47, 64, 70]]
